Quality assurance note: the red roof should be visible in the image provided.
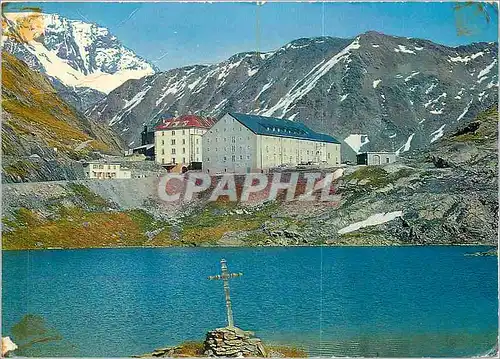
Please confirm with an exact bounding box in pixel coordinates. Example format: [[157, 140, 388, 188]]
[[155, 115, 216, 131]]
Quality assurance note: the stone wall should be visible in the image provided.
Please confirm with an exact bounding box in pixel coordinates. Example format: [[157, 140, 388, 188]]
[[203, 327, 267, 357]]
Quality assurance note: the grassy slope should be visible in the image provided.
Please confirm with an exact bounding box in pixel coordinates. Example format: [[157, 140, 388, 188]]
[[2, 189, 173, 250], [1, 51, 123, 159]]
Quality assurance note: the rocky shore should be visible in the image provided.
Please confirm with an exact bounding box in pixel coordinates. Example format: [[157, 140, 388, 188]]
[[136, 327, 306, 358]]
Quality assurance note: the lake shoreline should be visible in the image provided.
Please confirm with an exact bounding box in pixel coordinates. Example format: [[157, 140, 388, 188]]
[[2, 243, 497, 251]]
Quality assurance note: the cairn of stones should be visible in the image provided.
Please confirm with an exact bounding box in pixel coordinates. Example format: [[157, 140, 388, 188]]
[[203, 326, 267, 357]]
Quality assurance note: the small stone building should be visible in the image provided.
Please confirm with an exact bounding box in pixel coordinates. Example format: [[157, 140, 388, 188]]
[[356, 151, 397, 166]]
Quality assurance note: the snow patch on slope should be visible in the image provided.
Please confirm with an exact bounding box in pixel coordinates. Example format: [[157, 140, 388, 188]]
[[338, 211, 403, 234], [394, 45, 415, 54], [448, 51, 484, 64], [396, 133, 415, 155], [344, 134, 369, 154], [404, 71, 420, 82], [477, 59, 497, 79], [456, 99, 473, 122], [430, 125, 446, 143]]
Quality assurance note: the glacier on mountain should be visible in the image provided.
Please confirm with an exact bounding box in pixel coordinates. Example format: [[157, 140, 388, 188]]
[[2, 12, 156, 94]]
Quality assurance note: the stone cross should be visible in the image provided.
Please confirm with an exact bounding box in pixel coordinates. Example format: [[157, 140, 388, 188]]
[[208, 259, 243, 328]]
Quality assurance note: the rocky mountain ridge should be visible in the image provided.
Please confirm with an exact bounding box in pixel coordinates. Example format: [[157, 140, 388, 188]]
[[89, 31, 498, 156]]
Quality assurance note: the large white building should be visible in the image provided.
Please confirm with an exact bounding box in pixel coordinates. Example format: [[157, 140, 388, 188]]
[[155, 115, 215, 172], [202, 113, 341, 173]]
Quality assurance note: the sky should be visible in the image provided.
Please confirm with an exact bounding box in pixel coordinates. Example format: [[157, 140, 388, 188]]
[[5, 2, 499, 71]]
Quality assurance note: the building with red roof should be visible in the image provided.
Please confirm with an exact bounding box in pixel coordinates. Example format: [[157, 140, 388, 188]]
[[154, 114, 216, 171], [155, 115, 216, 131]]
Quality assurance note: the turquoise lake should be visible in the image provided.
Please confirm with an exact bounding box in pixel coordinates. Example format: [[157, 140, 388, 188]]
[[2, 246, 498, 357]]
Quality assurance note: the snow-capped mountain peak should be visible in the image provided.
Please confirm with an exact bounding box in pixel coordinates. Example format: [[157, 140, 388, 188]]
[[2, 12, 157, 94]]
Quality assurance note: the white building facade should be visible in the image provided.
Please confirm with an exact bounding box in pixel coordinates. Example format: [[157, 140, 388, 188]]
[[202, 113, 341, 173], [154, 115, 215, 171], [83, 162, 131, 179]]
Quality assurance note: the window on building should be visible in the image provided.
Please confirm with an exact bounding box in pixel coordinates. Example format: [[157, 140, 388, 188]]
[[386, 157, 390, 163], [172, 131, 175, 136], [162, 132, 164, 136], [182, 139, 186, 145], [183, 157, 186, 163], [162, 158, 165, 164], [196, 147, 199, 154], [246, 155, 250, 160], [239, 155, 243, 160], [207, 158, 210, 162], [162, 149, 165, 155], [172, 148, 176, 154], [162, 140, 165, 145], [231, 136, 235, 143], [196, 139, 199, 144], [207, 138, 210, 143], [327, 153, 331, 159], [172, 158, 176, 164], [231, 155, 235, 162], [171, 139, 176, 145], [182, 130, 185, 135], [231, 145, 235, 152]]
